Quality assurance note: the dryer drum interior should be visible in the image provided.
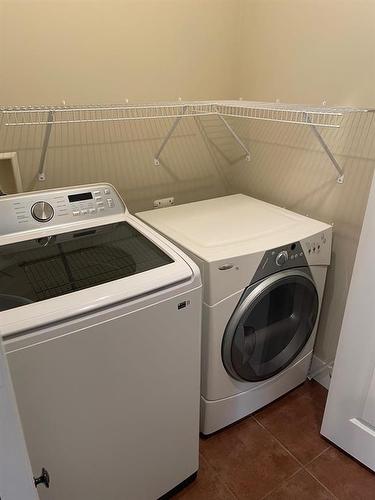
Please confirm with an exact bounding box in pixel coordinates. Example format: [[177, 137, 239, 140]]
[[222, 269, 319, 382]]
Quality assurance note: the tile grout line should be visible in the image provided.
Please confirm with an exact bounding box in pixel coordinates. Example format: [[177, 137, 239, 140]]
[[259, 467, 304, 500], [198, 384, 331, 500], [252, 417, 340, 499], [212, 467, 240, 500], [303, 447, 340, 500], [199, 383, 330, 500], [303, 467, 339, 499], [199, 452, 240, 499], [251, 415, 308, 498], [211, 468, 241, 500], [251, 415, 305, 468], [303, 444, 331, 468], [201, 417, 302, 500], [224, 482, 241, 500], [252, 414, 333, 469]]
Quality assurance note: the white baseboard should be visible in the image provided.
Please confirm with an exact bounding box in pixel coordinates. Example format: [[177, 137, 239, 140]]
[[308, 355, 332, 390]]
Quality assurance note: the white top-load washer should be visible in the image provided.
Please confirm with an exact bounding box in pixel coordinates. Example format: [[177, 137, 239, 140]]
[[137, 194, 332, 435], [0, 183, 202, 499]]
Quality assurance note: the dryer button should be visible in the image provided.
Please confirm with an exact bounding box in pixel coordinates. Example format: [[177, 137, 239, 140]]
[[275, 251, 288, 267]]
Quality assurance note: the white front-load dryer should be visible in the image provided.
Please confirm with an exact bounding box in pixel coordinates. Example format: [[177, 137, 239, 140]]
[[137, 194, 332, 434]]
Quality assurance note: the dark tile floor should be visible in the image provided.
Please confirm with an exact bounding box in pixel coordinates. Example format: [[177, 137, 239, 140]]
[[174, 381, 375, 499]]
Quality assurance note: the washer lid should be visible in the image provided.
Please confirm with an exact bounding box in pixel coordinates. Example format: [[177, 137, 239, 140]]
[[136, 194, 331, 261], [0, 216, 194, 337]]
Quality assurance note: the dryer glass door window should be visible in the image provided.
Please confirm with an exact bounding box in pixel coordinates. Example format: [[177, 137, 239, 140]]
[[222, 270, 319, 382]]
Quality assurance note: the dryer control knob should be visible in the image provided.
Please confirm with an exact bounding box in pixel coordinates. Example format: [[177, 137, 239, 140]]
[[31, 201, 54, 222], [276, 250, 288, 267]]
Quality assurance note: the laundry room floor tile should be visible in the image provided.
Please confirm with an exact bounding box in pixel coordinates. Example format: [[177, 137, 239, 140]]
[[306, 446, 375, 500], [174, 380, 375, 499], [253, 380, 329, 464], [173, 454, 236, 500], [200, 417, 301, 499], [264, 469, 334, 499]]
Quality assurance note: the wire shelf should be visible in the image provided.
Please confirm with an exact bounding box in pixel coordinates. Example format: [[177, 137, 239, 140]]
[[214, 101, 367, 128], [0, 100, 370, 184], [0, 100, 367, 128], [0, 102, 217, 127]]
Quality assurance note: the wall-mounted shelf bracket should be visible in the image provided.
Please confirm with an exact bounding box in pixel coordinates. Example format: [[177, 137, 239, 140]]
[[304, 113, 344, 183], [216, 113, 251, 161], [38, 110, 54, 181], [153, 106, 188, 166]]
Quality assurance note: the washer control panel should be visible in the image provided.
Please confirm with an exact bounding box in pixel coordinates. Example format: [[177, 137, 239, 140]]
[[68, 186, 116, 219], [0, 184, 125, 236]]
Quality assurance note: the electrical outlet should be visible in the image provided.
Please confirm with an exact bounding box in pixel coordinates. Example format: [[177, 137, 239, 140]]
[[153, 197, 175, 209]]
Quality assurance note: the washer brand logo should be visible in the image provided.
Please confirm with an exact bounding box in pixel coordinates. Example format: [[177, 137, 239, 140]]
[[178, 300, 191, 310]]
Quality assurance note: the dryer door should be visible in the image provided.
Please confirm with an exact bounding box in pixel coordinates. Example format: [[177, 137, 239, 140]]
[[222, 269, 319, 382]]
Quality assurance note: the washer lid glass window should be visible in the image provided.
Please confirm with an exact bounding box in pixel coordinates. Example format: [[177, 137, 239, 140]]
[[222, 269, 319, 382], [0, 221, 174, 311]]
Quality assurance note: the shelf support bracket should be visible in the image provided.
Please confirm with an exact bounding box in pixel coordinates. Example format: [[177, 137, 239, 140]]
[[154, 106, 187, 166], [304, 113, 344, 183], [38, 110, 54, 181], [216, 113, 251, 161]]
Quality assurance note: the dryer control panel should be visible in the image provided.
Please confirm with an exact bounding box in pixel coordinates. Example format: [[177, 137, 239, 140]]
[[0, 184, 125, 236], [252, 241, 309, 284], [251, 232, 331, 284]]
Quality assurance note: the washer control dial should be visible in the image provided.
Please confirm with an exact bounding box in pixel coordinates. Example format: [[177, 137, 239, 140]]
[[31, 201, 54, 222], [276, 250, 288, 267]]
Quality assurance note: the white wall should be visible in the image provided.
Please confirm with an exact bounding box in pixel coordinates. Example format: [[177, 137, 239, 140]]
[[237, 0, 375, 107], [233, 0, 375, 365], [1, 0, 374, 367], [0, 0, 241, 105], [0, 0, 241, 211]]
